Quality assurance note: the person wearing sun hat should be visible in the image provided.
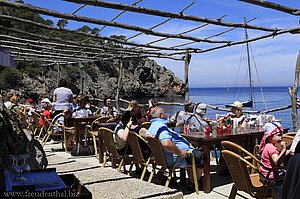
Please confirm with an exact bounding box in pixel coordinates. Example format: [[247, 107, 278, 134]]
[[258, 122, 290, 179], [218, 101, 247, 128]]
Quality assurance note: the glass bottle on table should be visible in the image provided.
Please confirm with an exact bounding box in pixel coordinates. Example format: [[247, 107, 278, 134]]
[[183, 121, 189, 134], [211, 118, 217, 136]]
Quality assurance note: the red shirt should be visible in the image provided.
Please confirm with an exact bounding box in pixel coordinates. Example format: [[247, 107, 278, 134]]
[[39, 110, 51, 126]]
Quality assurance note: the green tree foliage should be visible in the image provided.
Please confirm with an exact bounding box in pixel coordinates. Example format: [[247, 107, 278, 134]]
[[91, 27, 100, 35], [57, 19, 68, 28], [77, 25, 92, 33], [0, 0, 128, 91], [106, 35, 126, 47], [0, 67, 22, 89], [0, 1, 53, 34]]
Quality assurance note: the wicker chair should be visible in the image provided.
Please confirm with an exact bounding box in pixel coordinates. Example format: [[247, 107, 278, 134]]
[[221, 140, 260, 174], [84, 116, 111, 156], [99, 127, 129, 172], [141, 121, 151, 129], [222, 150, 282, 199], [282, 134, 294, 148], [127, 131, 152, 180], [146, 136, 199, 195], [40, 114, 73, 152], [31, 111, 43, 139]]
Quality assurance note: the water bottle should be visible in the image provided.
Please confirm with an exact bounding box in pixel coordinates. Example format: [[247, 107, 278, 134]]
[[212, 119, 217, 136]]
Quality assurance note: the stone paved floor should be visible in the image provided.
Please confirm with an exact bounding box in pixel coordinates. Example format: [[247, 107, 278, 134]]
[[45, 142, 259, 199]]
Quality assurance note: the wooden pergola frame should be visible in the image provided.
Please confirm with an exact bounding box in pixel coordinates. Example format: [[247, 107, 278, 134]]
[[1, 0, 300, 130]]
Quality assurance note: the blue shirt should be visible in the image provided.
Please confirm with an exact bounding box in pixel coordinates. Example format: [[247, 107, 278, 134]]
[[146, 118, 192, 167]]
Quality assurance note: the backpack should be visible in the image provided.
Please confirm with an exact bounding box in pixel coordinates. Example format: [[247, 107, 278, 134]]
[[71, 143, 94, 156]]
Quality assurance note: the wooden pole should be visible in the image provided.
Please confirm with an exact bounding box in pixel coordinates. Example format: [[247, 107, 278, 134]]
[[0, 30, 180, 56], [289, 51, 300, 131], [239, 0, 300, 16], [0, 3, 230, 44], [62, 0, 277, 31], [79, 62, 84, 95], [0, 17, 185, 52], [116, 60, 123, 111], [42, 66, 46, 93], [56, 62, 60, 87], [184, 50, 191, 101]]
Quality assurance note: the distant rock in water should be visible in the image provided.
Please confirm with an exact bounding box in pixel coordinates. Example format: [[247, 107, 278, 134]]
[[3, 57, 184, 99]]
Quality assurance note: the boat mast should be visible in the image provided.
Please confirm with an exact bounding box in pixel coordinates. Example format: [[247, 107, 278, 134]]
[[244, 17, 253, 108]]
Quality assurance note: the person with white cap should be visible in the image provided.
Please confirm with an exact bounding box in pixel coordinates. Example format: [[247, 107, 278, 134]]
[[218, 101, 247, 128], [258, 122, 290, 179]]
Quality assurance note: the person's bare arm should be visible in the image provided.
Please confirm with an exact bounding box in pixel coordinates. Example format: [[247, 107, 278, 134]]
[[271, 141, 287, 166], [119, 118, 133, 142], [161, 139, 187, 158]]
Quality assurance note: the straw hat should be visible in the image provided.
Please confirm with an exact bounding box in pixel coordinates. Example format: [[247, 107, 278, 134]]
[[228, 101, 243, 110]]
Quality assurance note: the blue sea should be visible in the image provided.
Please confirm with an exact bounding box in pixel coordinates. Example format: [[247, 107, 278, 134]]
[[159, 86, 297, 131]]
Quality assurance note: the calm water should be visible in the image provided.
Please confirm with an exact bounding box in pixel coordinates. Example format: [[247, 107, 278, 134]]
[[158, 86, 297, 130]]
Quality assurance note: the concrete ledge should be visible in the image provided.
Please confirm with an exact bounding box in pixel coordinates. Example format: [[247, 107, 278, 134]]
[[45, 144, 183, 199]]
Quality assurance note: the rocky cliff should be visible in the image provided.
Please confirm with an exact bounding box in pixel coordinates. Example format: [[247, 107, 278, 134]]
[[4, 57, 184, 100]]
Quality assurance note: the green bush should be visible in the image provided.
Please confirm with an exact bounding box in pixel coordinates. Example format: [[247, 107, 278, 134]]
[[0, 68, 22, 89]]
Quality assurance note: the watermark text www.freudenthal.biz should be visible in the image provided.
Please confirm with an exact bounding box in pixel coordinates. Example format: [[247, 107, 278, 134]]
[[4, 190, 77, 198]]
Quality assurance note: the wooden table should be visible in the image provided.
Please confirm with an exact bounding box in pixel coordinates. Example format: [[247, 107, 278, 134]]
[[71, 115, 100, 144], [182, 127, 264, 193]]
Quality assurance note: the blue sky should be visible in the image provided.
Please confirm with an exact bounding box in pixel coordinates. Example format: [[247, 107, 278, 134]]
[[24, 0, 300, 87]]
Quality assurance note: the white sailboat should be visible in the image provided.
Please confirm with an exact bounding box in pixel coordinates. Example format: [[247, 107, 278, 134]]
[[227, 18, 266, 110], [226, 19, 276, 125]]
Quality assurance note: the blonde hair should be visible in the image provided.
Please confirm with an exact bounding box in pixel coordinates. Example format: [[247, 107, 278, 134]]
[[10, 95, 19, 104], [127, 100, 139, 111]]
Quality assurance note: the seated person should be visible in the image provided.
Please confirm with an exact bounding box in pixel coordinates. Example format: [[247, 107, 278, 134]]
[[280, 142, 300, 199], [70, 94, 79, 111], [125, 100, 147, 130], [258, 122, 290, 179], [113, 111, 132, 154], [146, 99, 159, 121], [26, 98, 36, 115], [290, 128, 300, 154], [146, 106, 203, 184], [9, 95, 21, 114], [96, 97, 119, 117], [186, 103, 209, 133], [72, 96, 92, 117], [169, 101, 195, 129], [39, 102, 52, 126], [218, 101, 247, 128]]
